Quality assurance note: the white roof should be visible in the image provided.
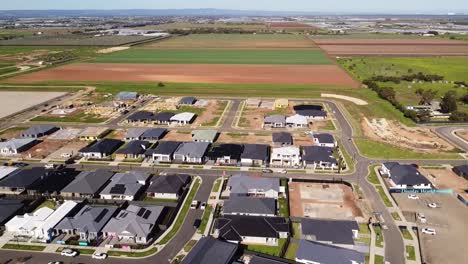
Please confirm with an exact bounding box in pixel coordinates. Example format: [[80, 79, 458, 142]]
[[5, 207, 54, 233], [170, 112, 195, 122], [36, 201, 78, 237], [0, 166, 18, 181], [271, 146, 300, 156], [286, 114, 308, 125], [0, 138, 35, 151]]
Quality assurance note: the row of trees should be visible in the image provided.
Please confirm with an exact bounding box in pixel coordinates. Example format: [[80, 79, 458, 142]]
[[369, 72, 444, 84]]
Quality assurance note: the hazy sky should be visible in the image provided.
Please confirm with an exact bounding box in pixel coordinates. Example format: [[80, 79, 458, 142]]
[[1, 0, 467, 13]]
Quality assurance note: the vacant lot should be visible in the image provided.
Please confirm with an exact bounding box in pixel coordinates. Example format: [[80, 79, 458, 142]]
[[22, 139, 68, 159], [91, 48, 330, 64], [0, 91, 65, 119], [9, 63, 359, 87], [144, 34, 317, 49], [419, 167, 468, 200], [289, 182, 363, 220], [48, 141, 89, 160]]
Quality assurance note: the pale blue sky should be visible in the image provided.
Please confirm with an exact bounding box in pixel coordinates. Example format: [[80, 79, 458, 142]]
[[1, 0, 467, 13]]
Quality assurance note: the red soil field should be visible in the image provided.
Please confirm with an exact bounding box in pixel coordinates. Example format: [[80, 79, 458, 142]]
[[9, 63, 360, 87], [312, 39, 468, 45]]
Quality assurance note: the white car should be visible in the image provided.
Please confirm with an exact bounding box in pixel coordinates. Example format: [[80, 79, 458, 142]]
[[427, 202, 438, 208], [280, 169, 288, 174], [60, 249, 77, 257], [407, 194, 419, 200], [92, 253, 108, 260], [421, 228, 436, 235], [417, 213, 427, 224], [200, 202, 207, 210], [60, 153, 72, 158], [44, 163, 55, 169]]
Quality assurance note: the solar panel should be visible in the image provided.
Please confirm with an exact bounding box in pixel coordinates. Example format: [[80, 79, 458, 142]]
[[142, 210, 152, 219], [94, 209, 109, 223], [109, 184, 126, 194], [137, 208, 146, 217]]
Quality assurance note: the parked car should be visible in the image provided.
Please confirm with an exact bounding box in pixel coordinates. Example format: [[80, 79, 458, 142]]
[[421, 228, 436, 235], [417, 213, 427, 224], [280, 169, 288, 174], [47, 262, 63, 264], [13, 162, 28, 168], [407, 194, 419, 200], [193, 219, 201, 229], [427, 202, 438, 208], [61, 249, 77, 257], [44, 163, 55, 169], [262, 169, 273, 173], [92, 253, 107, 260], [200, 202, 207, 210], [191, 200, 199, 209]]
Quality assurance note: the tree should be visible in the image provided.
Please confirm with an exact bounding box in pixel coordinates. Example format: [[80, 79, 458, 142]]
[[379, 87, 396, 102], [419, 89, 437, 105], [461, 93, 468, 104], [440, 91, 458, 113], [449, 111, 468, 122], [414, 88, 424, 96], [418, 110, 432, 122]]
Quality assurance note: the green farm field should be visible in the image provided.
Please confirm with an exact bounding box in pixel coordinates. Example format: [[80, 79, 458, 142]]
[[91, 48, 331, 64]]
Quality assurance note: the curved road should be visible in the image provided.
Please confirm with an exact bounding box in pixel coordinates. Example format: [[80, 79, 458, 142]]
[[435, 126, 468, 152]]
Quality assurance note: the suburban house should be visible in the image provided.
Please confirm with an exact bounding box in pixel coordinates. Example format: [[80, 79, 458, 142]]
[[124, 128, 148, 141], [214, 215, 289, 246], [286, 115, 309, 128], [116, 91, 138, 101], [141, 128, 167, 142], [54, 205, 119, 243], [115, 140, 151, 160], [170, 112, 196, 125], [264, 115, 286, 128], [301, 218, 359, 249], [302, 146, 338, 170], [173, 142, 210, 164], [5, 200, 78, 242], [146, 174, 191, 200], [274, 98, 289, 109], [207, 144, 243, 166], [60, 169, 115, 199], [222, 197, 276, 217], [145, 141, 180, 163], [227, 174, 282, 199], [295, 240, 365, 264], [381, 162, 432, 189], [0, 138, 38, 156], [21, 125, 59, 138], [25, 168, 79, 196], [270, 146, 301, 167], [453, 165, 468, 180], [312, 133, 337, 148], [0, 199, 26, 227], [192, 130, 218, 143], [181, 236, 238, 264], [240, 144, 270, 167], [126, 111, 154, 124], [294, 105, 328, 120], [78, 127, 109, 141], [152, 112, 175, 125], [0, 167, 56, 195], [99, 171, 151, 201], [179, 96, 197, 105], [102, 204, 165, 244], [0, 166, 18, 182], [272, 132, 293, 146], [79, 139, 123, 159]]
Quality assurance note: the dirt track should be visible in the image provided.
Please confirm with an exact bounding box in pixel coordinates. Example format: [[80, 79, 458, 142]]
[[9, 63, 360, 87]]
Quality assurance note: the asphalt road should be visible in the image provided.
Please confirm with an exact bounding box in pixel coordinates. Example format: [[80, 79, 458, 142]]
[[435, 126, 468, 152]]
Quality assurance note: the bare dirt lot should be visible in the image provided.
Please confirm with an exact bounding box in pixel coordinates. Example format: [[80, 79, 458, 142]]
[[8, 63, 360, 87], [160, 130, 192, 142], [217, 132, 272, 145], [393, 193, 468, 264], [47, 141, 89, 160], [289, 182, 363, 220], [419, 167, 468, 200], [0, 91, 65, 119], [313, 39, 468, 56], [362, 118, 455, 154], [454, 129, 468, 142], [22, 139, 68, 159]]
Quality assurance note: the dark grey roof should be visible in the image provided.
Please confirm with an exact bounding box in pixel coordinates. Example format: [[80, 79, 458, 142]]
[[241, 144, 269, 161], [453, 165, 468, 175], [28, 168, 79, 194], [116, 140, 151, 155], [223, 197, 276, 216], [296, 240, 365, 264], [145, 141, 180, 156], [79, 139, 123, 154], [207, 144, 243, 160], [250, 255, 296, 264], [383, 162, 431, 186], [61, 169, 115, 195], [301, 218, 359, 245], [21, 125, 58, 137], [141, 128, 166, 140], [181, 236, 238, 264], [127, 111, 154, 122], [152, 112, 175, 122], [179, 96, 197, 105], [215, 215, 289, 241], [296, 109, 327, 117], [55, 205, 118, 234], [302, 146, 338, 165], [313, 133, 335, 144], [272, 132, 293, 144], [0, 199, 25, 225], [147, 174, 191, 195], [294, 105, 324, 111], [227, 174, 280, 196], [100, 171, 151, 197], [174, 142, 210, 158], [0, 167, 48, 189]]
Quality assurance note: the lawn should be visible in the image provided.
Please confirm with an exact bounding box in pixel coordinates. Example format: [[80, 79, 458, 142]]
[[292, 222, 301, 239], [107, 246, 158, 257], [31, 112, 108, 123], [0, 66, 19, 75], [406, 245, 416, 261], [0, 126, 27, 136], [34, 200, 56, 211], [56, 247, 95, 255], [284, 242, 299, 260], [183, 240, 197, 252], [2, 244, 45, 251], [197, 205, 212, 234], [373, 226, 384, 248], [157, 178, 201, 245], [392, 212, 402, 221], [278, 197, 290, 217], [245, 238, 287, 257], [91, 49, 332, 65], [367, 165, 380, 184], [375, 185, 393, 207], [400, 228, 413, 240], [375, 254, 385, 264], [212, 178, 223, 193]]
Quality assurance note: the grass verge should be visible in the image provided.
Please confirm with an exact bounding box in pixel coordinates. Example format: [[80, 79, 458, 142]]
[[2, 244, 45, 251]]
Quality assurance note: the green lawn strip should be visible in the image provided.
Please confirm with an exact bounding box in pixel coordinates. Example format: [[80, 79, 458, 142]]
[[392, 212, 402, 221], [373, 226, 384, 248], [143, 197, 178, 203], [0, 66, 19, 75], [365, 254, 370, 264], [211, 166, 241, 171], [292, 222, 301, 239], [153, 164, 171, 168], [34, 200, 56, 211], [245, 238, 287, 257], [278, 197, 289, 217], [2, 244, 45, 251], [400, 228, 413, 240], [284, 241, 299, 260], [183, 240, 197, 252], [197, 206, 212, 234], [321, 119, 336, 130], [107, 246, 158, 257], [157, 178, 201, 245], [356, 139, 461, 160], [375, 254, 385, 264], [212, 178, 222, 193], [0, 126, 27, 136], [31, 112, 108, 123], [406, 245, 416, 261], [375, 185, 393, 207], [80, 161, 110, 165], [367, 165, 380, 185], [336, 140, 354, 172], [359, 224, 371, 234]]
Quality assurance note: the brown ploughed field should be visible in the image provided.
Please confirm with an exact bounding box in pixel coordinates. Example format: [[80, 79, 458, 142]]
[[9, 63, 360, 87]]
